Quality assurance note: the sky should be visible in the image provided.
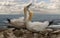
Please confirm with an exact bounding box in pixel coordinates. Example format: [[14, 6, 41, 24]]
[[0, 0, 60, 14]]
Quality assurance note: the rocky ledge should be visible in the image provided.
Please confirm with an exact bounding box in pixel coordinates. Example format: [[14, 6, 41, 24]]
[[0, 28, 60, 38]]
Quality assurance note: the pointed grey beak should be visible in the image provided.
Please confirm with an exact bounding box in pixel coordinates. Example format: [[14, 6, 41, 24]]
[[25, 3, 32, 10], [26, 3, 32, 8]]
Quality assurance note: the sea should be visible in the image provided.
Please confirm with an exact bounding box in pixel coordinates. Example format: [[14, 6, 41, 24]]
[[0, 13, 60, 29]]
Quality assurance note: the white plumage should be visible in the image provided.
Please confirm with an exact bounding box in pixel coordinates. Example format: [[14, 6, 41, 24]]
[[9, 17, 24, 27], [7, 18, 24, 28], [48, 25, 60, 29], [11, 17, 24, 25], [26, 20, 51, 32]]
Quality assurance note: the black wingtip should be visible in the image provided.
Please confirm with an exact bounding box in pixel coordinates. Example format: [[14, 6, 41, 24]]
[[7, 18, 11, 23], [49, 20, 54, 26]]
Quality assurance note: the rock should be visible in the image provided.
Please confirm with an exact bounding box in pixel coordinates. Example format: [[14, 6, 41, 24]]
[[0, 28, 60, 38]]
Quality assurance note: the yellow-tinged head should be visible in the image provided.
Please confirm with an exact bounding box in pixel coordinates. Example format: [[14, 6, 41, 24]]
[[28, 10, 33, 21], [24, 3, 33, 21], [24, 3, 32, 15]]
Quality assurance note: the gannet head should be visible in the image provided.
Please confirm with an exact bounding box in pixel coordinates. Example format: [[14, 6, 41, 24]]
[[24, 3, 32, 21], [24, 3, 32, 12]]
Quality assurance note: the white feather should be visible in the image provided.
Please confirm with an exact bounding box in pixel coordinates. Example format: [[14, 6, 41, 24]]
[[26, 21, 50, 32], [48, 25, 60, 28], [9, 17, 25, 28]]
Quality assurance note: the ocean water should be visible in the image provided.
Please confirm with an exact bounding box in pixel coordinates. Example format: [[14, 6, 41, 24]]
[[0, 13, 60, 27]]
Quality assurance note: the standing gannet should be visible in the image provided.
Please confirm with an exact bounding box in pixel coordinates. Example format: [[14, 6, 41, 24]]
[[7, 3, 32, 28], [25, 9, 53, 32]]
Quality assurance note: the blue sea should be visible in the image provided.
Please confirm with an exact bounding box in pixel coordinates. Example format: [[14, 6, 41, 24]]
[[0, 13, 60, 28]]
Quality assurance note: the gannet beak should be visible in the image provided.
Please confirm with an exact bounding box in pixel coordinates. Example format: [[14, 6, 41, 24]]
[[24, 3, 32, 10], [26, 3, 32, 8], [24, 3, 32, 12]]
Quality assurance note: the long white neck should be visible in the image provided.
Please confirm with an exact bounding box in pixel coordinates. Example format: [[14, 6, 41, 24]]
[[24, 3, 32, 26], [25, 12, 29, 22], [25, 10, 33, 27], [24, 7, 30, 26]]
